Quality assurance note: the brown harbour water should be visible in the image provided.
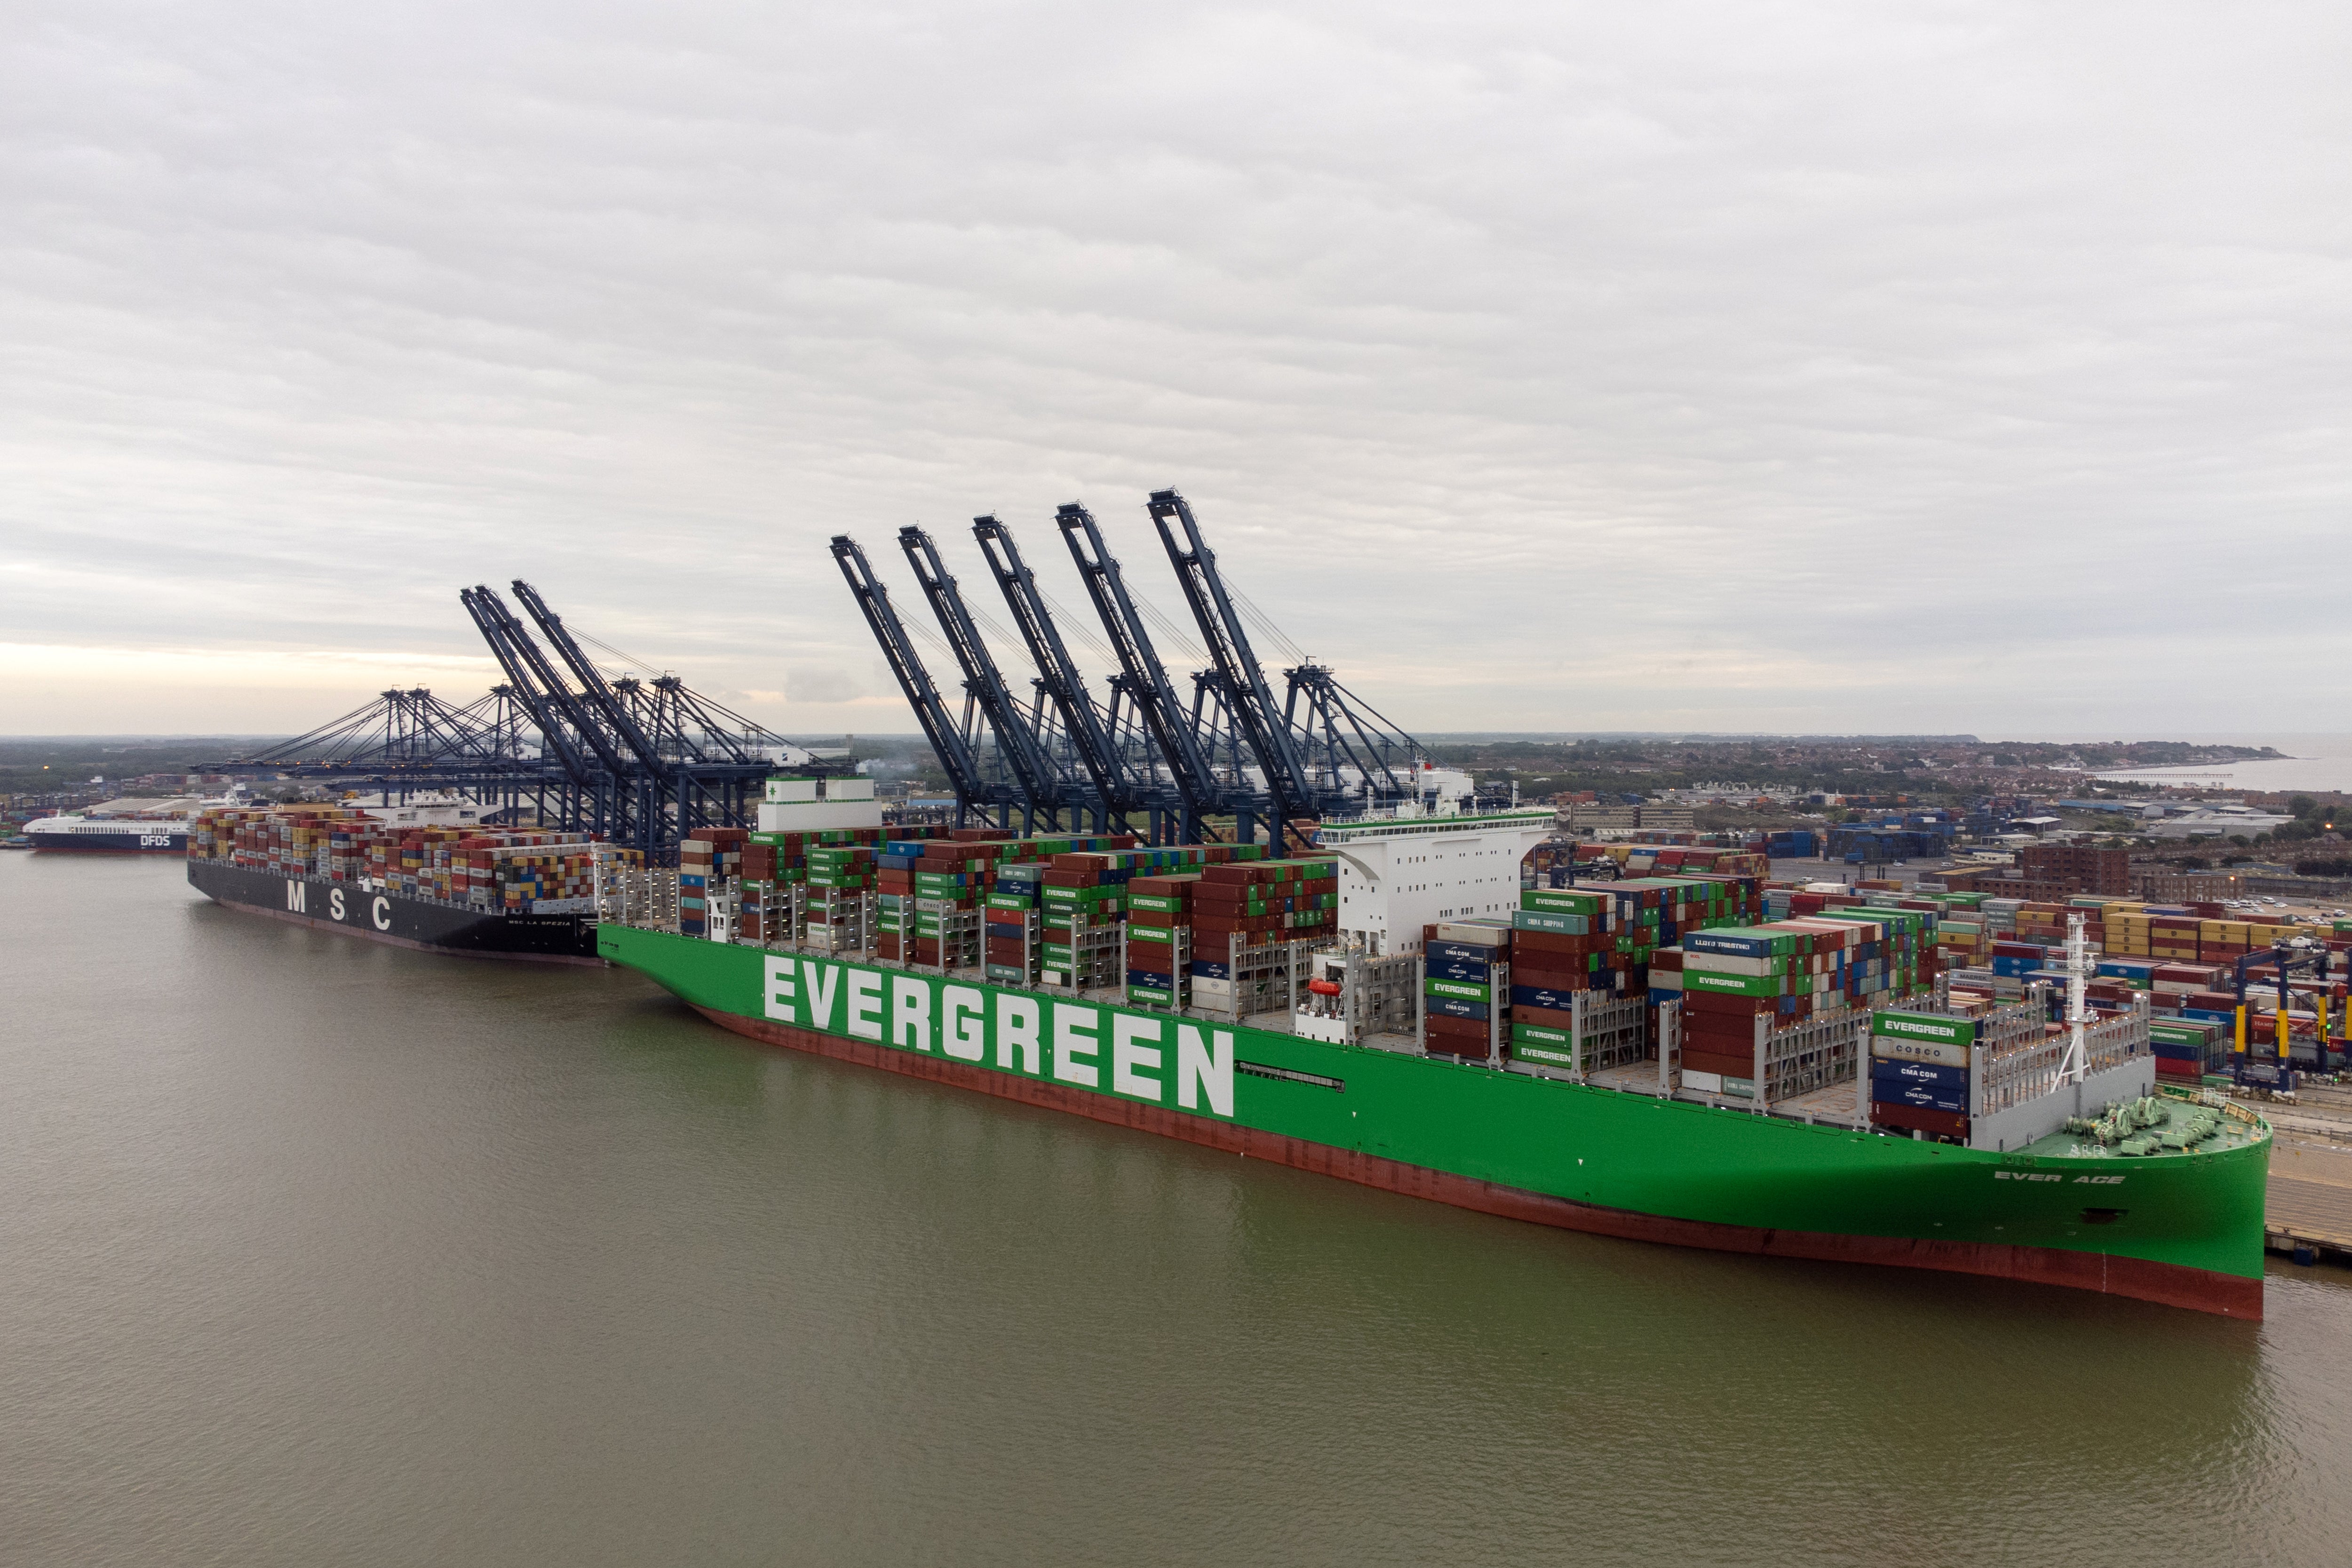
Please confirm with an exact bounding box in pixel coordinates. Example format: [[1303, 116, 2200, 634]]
[[5, 852, 2350, 1567]]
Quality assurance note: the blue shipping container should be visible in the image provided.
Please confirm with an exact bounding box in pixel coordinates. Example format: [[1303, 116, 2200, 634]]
[[1875, 1079, 1969, 1114], [1872, 1058, 1969, 1091], [1685, 930, 1781, 957]]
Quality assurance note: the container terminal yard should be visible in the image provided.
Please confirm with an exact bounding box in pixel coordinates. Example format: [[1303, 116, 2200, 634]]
[[86, 487, 2352, 1316]]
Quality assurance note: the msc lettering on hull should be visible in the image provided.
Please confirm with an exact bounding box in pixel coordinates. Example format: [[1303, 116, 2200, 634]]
[[283, 877, 393, 931], [763, 956, 1235, 1118]]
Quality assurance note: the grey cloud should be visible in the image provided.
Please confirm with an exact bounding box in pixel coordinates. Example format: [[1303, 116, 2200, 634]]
[[2, 1, 2346, 732]]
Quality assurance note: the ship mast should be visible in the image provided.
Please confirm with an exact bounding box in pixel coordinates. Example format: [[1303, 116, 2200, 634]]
[[2060, 910, 2090, 1085]]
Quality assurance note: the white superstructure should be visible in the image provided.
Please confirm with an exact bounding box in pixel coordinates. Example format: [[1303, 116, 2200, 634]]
[[22, 791, 217, 851], [22, 813, 191, 851], [337, 791, 489, 828], [1313, 800, 1557, 957], [755, 775, 883, 833]]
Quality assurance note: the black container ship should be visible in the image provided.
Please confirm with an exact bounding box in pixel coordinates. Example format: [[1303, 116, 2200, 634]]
[[185, 802, 603, 963]]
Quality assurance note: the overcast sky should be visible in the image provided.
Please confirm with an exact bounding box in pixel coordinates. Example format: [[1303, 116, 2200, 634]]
[[4, 2, 2346, 739]]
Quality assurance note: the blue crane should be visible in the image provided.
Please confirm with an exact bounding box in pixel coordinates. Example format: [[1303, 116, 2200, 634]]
[[511, 579, 675, 787], [507, 578, 669, 843], [969, 513, 1147, 836], [831, 533, 1001, 828], [459, 585, 622, 836], [1056, 501, 1228, 841], [198, 684, 563, 826], [897, 525, 1074, 831], [1285, 662, 1425, 810], [216, 584, 834, 859], [1147, 489, 1319, 834]]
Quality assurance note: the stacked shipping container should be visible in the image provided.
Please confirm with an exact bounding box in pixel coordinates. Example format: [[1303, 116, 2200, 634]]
[[1424, 919, 1511, 1059], [1188, 856, 1332, 1012], [190, 805, 603, 912]]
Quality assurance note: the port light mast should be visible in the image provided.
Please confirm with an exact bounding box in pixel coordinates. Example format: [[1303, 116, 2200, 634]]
[[2060, 910, 2091, 1086]]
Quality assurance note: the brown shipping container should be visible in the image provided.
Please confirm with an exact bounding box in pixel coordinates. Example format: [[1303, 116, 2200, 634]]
[[1684, 1010, 1766, 1043], [1425, 1039, 1491, 1059], [1513, 929, 1605, 958]]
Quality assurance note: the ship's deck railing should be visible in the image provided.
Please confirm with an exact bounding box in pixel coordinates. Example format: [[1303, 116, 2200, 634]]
[[1577, 992, 1651, 1076], [1759, 1008, 1867, 1110], [1977, 998, 2149, 1118], [595, 864, 676, 930]]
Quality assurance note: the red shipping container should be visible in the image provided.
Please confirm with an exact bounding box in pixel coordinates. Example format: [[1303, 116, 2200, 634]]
[[1684, 1010, 1764, 1044]]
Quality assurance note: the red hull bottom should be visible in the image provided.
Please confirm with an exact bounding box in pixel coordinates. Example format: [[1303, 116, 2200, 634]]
[[695, 1005, 2265, 1320], [204, 893, 607, 965]]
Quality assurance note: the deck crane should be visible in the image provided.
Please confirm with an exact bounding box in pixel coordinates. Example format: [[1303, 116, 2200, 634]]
[[970, 514, 1149, 837], [897, 525, 1075, 831], [831, 533, 1001, 828], [1056, 501, 1226, 842], [1147, 489, 1319, 835]]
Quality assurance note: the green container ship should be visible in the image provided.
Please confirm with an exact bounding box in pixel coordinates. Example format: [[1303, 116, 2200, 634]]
[[596, 498, 2271, 1316], [598, 915, 2271, 1319]]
